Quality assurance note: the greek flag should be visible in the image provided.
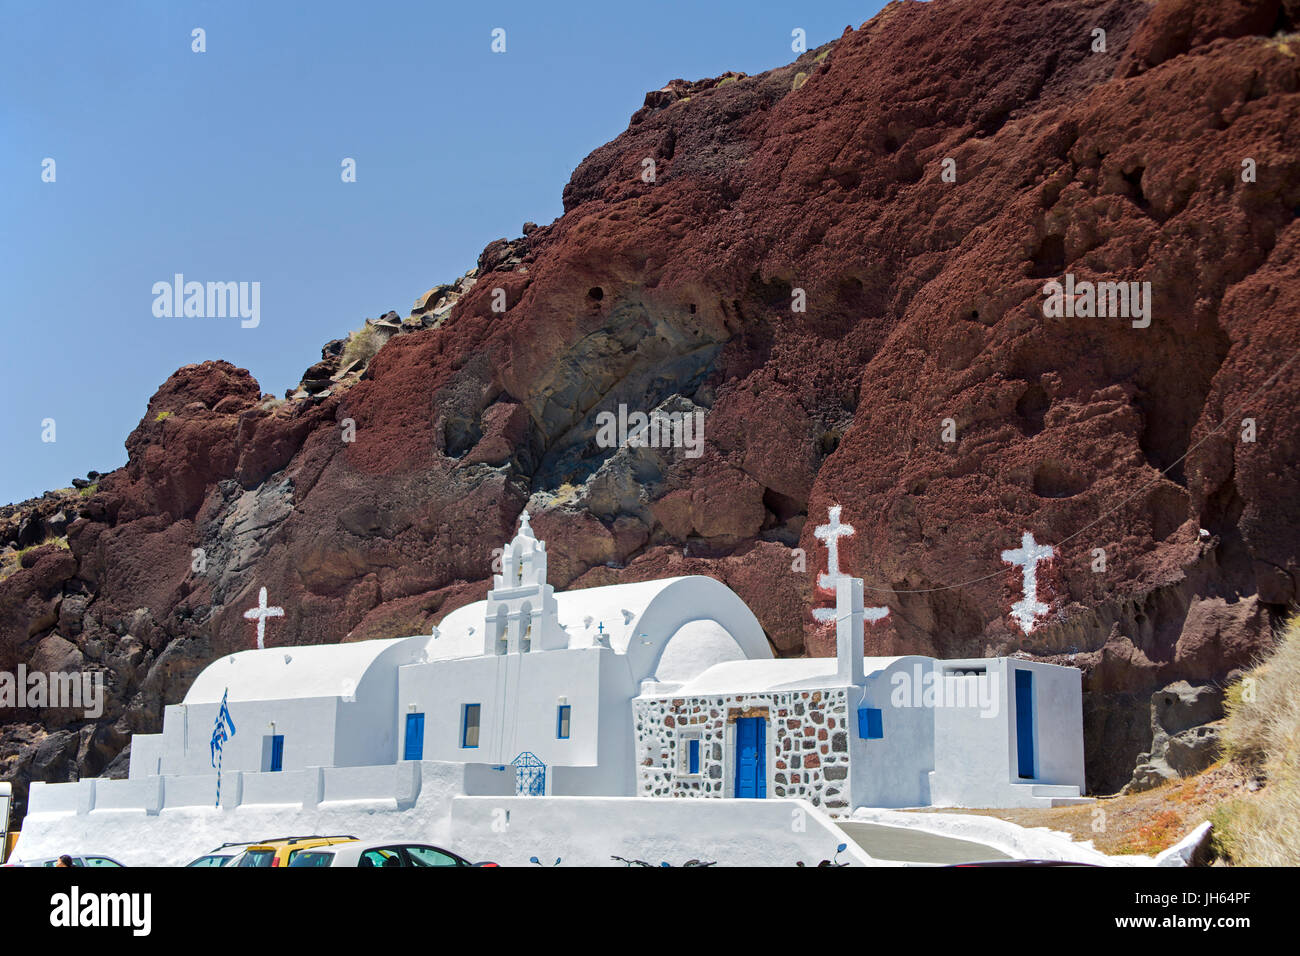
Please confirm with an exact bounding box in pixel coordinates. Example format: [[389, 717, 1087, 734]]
[[210, 689, 236, 768]]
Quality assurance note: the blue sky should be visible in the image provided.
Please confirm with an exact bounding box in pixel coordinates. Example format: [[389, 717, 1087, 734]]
[[0, 0, 890, 506]]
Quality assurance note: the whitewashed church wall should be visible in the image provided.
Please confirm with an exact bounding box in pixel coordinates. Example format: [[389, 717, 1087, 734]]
[[162, 696, 339, 776], [1023, 661, 1086, 791], [633, 687, 852, 810], [398, 647, 607, 770], [128, 733, 164, 778], [848, 660, 937, 808], [930, 659, 1014, 806], [927, 658, 1083, 806]]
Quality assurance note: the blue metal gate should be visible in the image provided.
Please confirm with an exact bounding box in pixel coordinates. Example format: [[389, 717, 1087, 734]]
[[512, 751, 546, 796]]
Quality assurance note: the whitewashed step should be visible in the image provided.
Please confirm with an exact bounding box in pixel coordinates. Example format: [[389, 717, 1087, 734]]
[[1011, 783, 1094, 808]]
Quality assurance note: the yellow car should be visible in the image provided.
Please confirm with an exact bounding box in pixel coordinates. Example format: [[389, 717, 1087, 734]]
[[229, 835, 357, 868]]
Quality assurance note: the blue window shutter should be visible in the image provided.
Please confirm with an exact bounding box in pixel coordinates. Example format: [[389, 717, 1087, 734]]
[[404, 713, 425, 760], [857, 707, 883, 739], [688, 739, 700, 774], [270, 734, 284, 772]]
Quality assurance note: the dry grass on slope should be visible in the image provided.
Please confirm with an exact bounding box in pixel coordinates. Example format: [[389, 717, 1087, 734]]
[[1211, 616, 1300, 866]]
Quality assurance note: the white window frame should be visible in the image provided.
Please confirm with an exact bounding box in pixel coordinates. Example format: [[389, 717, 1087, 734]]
[[676, 728, 704, 780]]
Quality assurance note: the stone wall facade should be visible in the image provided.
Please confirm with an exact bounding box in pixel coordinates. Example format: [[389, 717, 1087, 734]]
[[633, 687, 851, 811]]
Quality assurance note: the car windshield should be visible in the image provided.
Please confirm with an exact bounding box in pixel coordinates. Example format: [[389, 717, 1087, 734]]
[[187, 855, 230, 867], [236, 849, 277, 867], [288, 851, 334, 867]]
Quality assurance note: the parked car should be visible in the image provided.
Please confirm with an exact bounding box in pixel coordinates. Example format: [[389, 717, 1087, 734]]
[[7, 854, 126, 867], [184, 841, 267, 867], [227, 835, 358, 868], [286, 840, 496, 867]]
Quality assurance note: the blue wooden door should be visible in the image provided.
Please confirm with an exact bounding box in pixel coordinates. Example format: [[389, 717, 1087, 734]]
[[734, 717, 766, 798], [1015, 670, 1035, 779], [269, 734, 284, 772], [404, 713, 425, 760]]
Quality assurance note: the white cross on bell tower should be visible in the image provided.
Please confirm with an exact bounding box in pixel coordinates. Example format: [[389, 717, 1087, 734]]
[[483, 510, 566, 655]]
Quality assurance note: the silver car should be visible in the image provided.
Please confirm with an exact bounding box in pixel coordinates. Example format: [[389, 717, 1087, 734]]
[[9, 854, 125, 867], [286, 840, 493, 867]]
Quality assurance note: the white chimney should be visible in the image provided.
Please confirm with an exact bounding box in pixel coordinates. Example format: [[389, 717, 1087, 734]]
[[836, 576, 865, 686]]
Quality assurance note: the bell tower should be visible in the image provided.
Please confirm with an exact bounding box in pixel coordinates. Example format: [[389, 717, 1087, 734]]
[[483, 511, 566, 655]]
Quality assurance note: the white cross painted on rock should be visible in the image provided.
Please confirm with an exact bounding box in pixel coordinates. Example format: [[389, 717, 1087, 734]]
[[242, 586, 284, 650], [1001, 532, 1054, 633], [815, 505, 854, 592], [812, 504, 887, 624]]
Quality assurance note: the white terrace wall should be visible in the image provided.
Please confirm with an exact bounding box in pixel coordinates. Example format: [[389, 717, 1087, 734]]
[[634, 687, 853, 811], [13, 760, 513, 867], [450, 795, 875, 867]]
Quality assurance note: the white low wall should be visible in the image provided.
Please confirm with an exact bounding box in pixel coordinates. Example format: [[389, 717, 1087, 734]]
[[451, 795, 874, 867], [15, 768, 871, 867], [13, 761, 472, 866], [848, 807, 1200, 866]]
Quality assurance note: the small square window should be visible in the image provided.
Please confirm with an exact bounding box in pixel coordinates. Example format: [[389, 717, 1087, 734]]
[[462, 704, 481, 748], [857, 707, 883, 740], [556, 705, 571, 739]]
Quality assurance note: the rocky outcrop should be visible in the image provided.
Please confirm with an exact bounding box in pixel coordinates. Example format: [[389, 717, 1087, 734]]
[[1124, 680, 1230, 792], [4, 0, 1300, 818]]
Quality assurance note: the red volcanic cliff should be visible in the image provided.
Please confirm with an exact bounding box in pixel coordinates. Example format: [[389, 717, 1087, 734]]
[[3, 0, 1299, 816]]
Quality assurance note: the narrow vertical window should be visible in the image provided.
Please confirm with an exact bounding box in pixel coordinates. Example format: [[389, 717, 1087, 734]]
[[688, 738, 700, 775], [556, 705, 571, 739], [263, 734, 284, 772], [462, 704, 481, 748]]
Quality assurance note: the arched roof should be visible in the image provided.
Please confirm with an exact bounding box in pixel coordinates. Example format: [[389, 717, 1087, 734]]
[[421, 575, 772, 682], [654, 620, 747, 683], [183, 637, 421, 705]]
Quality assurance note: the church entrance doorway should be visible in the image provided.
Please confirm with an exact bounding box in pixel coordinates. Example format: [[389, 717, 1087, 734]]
[[734, 717, 766, 798]]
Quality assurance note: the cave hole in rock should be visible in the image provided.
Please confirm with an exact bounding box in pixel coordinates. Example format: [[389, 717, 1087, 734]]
[[836, 276, 867, 312], [1016, 383, 1050, 436], [1029, 233, 1066, 278], [762, 487, 804, 525], [1122, 166, 1151, 214], [588, 287, 604, 302], [444, 417, 483, 459], [1032, 459, 1087, 499]]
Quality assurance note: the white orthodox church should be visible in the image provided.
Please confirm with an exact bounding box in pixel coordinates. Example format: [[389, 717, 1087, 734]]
[[21, 508, 1087, 857]]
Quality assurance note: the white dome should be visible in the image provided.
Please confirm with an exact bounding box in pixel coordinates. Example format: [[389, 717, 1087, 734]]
[[653, 619, 747, 683]]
